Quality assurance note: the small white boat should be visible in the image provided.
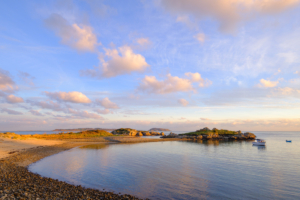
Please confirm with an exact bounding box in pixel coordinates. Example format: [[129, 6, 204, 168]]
[[252, 139, 266, 146]]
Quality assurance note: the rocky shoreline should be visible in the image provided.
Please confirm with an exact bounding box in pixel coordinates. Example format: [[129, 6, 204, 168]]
[[0, 143, 147, 200]]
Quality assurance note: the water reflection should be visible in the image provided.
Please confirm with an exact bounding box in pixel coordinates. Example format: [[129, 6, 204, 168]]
[[80, 143, 108, 150], [29, 133, 300, 200]]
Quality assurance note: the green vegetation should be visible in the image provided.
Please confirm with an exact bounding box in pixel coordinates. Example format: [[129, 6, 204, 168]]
[[180, 128, 238, 136], [0, 130, 113, 140], [112, 128, 136, 135]]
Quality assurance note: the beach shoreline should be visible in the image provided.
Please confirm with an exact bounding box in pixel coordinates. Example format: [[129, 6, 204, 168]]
[[0, 136, 187, 200]]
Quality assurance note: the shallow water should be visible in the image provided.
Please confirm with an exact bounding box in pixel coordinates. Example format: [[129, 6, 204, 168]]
[[29, 131, 300, 199]]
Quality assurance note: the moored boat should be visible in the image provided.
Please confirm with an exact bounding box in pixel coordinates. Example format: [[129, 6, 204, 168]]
[[286, 140, 292, 142], [252, 139, 266, 146]]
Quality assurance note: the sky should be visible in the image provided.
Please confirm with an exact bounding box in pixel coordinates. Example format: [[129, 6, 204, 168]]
[[1, 0, 300, 131]]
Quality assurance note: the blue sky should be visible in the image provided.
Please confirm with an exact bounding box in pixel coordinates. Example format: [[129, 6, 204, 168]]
[[1, 0, 300, 131]]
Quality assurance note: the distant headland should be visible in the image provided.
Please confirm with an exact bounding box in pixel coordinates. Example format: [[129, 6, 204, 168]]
[[148, 128, 171, 131]]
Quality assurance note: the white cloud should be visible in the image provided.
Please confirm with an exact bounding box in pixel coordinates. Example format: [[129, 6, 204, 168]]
[[45, 91, 91, 103], [161, 0, 300, 33], [258, 79, 279, 88], [0, 69, 16, 91], [194, 33, 205, 43], [6, 95, 24, 103], [1, 108, 23, 115], [45, 14, 99, 52], [138, 73, 211, 94], [81, 46, 149, 78], [96, 97, 119, 109], [178, 99, 189, 106]]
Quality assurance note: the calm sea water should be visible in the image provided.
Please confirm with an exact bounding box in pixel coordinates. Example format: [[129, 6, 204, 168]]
[[29, 131, 300, 199]]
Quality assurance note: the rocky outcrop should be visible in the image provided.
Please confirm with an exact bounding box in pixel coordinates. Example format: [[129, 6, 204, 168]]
[[112, 128, 138, 136], [161, 132, 177, 138], [112, 128, 165, 137]]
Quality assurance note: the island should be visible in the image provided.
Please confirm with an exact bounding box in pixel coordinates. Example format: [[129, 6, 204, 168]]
[[162, 127, 256, 140], [149, 128, 171, 132], [112, 128, 165, 136]]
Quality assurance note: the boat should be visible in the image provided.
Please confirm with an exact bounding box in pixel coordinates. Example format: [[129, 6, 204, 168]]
[[252, 139, 266, 146], [286, 140, 292, 142]]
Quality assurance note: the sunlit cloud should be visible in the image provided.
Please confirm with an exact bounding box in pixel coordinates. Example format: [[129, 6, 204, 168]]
[[194, 33, 205, 43], [96, 97, 119, 109], [95, 108, 112, 114], [81, 46, 149, 78], [178, 99, 189, 106], [45, 14, 99, 52], [136, 38, 151, 46], [68, 108, 103, 119], [138, 73, 211, 94], [258, 79, 279, 88], [161, 0, 300, 33], [6, 94, 24, 103], [45, 91, 91, 103], [0, 69, 16, 92]]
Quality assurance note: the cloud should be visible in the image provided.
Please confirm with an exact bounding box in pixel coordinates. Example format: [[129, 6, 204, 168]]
[[272, 87, 300, 97], [176, 15, 197, 29], [45, 14, 99, 52], [185, 72, 212, 87], [200, 118, 210, 121], [18, 71, 35, 86], [295, 71, 299, 75], [6, 95, 24, 103], [68, 108, 103, 119], [28, 100, 64, 111], [258, 79, 279, 88], [138, 73, 211, 94], [29, 110, 44, 116], [45, 91, 91, 103], [1, 108, 23, 115], [161, 0, 300, 33], [95, 108, 111, 114], [81, 46, 149, 78], [136, 38, 151, 46], [96, 97, 119, 109], [194, 33, 205, 43], [178, 99, 189, 106], [0, 69, 16, 91]]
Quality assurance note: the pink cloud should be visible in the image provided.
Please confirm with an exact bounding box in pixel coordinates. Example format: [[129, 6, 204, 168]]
[[45, 91, 91, 103], [6, 94, 24, 103], [81, 46, 149, 78]]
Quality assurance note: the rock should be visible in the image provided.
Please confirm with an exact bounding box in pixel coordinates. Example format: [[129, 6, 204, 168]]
[[112, 128, 138, 136], [142, 131, 151, 136], [160, 132, 164, 136], [161, 132, 177, 138], [244, 132, 256, 139], [197, 135, 203, 139], [237, 130, 242, 134], [136, 132, 143, 136]]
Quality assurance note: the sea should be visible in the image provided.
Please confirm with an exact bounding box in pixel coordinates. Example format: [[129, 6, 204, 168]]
[[28, 131, 300, 199]]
